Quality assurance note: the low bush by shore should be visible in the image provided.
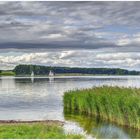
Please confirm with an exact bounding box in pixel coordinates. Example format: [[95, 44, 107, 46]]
[[0, 71, 15, 76], [64, 86, 140, 130], [0, 121, 83, 139]]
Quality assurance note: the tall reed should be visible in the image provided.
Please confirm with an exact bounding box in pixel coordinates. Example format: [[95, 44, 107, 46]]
[[63, 86, 140, 129]]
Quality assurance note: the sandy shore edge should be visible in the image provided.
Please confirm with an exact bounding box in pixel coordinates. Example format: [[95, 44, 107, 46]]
[[0, 120, 64, 126]]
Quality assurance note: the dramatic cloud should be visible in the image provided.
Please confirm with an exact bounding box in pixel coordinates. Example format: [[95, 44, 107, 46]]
[[0, 1, 140, 70]]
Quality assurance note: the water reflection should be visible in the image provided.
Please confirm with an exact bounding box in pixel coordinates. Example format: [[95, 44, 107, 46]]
[[0, 76, 140, 119], [0, 76, 140, 121], [31, 77, 34, 83], [0, 77, 15, 89], [49, 77, 54, 83], [93, 124, 129, 139], [64, 113, 140, 139]]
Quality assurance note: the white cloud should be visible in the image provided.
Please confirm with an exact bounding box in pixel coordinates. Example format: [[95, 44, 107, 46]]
[[116, 38, 131, 46], [0, 50, 140, 70], [95, 52, 140, 68], [116, 32, 140, 46]]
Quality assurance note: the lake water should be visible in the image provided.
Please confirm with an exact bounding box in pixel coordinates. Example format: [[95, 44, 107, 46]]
[[0, 76, 140, 138]]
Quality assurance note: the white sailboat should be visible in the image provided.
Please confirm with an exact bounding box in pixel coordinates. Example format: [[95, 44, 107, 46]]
[[31, 71, 34, 77], [49, 70, 54, 77]]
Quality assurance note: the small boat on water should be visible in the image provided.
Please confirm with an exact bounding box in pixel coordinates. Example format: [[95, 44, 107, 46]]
[[49, 70, 54, 77], [31, 71, 34, 77]]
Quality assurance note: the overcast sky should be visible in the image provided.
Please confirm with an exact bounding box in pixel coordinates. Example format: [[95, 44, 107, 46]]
[[0, 1, 140, 70]]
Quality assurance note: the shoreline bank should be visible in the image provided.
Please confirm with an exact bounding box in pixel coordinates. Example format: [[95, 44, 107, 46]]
[[0, 120, 64, 125]]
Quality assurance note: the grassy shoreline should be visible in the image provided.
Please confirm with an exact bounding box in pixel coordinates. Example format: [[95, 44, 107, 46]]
[[64, 86, 140, 130], [0, 71, 15, 76], [0, 120, 83, 139]]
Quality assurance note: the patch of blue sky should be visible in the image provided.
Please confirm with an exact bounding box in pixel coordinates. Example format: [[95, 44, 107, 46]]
[[16, 15, 49, 23], [99, 24, 140, 34]]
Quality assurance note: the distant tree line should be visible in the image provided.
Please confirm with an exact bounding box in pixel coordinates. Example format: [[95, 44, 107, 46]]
[[12, 64, 140, 75]]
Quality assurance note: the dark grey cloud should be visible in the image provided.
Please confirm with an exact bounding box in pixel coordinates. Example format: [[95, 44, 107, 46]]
[[0, 1, 140, 50], [0, 41, 118, 50]]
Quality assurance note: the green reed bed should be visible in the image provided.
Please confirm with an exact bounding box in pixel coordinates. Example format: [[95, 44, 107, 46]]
[[64, 86, 140, 130]]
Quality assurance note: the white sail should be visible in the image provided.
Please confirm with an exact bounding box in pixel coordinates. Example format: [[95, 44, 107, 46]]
[[49, 70, 54, 76], [31, 71, 34, 77]]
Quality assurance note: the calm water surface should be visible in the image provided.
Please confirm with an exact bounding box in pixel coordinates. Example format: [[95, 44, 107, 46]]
[[0, 76, 140, 138]]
